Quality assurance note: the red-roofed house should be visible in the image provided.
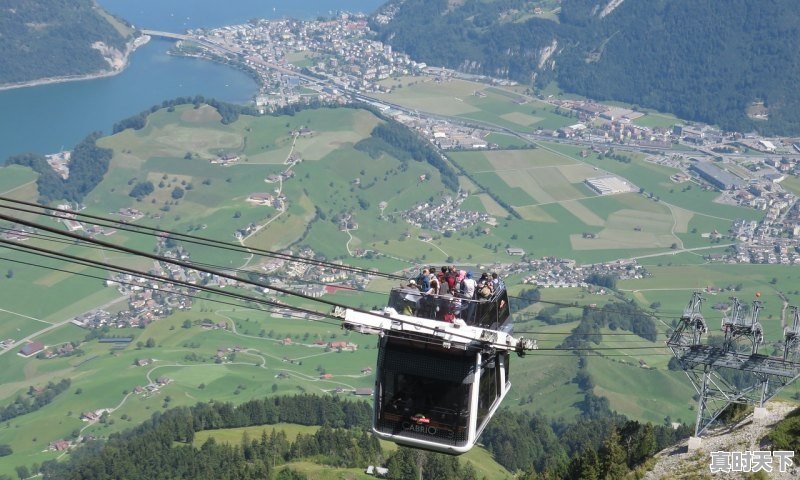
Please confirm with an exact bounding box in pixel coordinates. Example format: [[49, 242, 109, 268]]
[[19, 341, 45, 357]]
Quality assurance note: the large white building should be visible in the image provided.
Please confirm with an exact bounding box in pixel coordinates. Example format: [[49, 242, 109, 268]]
[[585, 175, 636, 195]]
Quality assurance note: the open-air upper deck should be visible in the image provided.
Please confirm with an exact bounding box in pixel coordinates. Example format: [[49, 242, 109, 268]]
[[385, 284, 510, 332]]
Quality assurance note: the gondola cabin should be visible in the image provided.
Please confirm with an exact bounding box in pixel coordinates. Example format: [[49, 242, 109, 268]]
[[341, 284, 533, 455]]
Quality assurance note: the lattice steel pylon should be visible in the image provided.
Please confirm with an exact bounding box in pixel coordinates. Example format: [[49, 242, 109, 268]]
[[667, 293, 800, 437], [785, 306, 800, 361]]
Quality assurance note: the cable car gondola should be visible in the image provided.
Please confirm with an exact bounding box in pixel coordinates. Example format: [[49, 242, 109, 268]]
[[338, 283, 537, 454]]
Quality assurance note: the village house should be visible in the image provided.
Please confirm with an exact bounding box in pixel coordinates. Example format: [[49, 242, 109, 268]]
[[18, 341, 45, 357], [81, 411, 99, 422], [211, 153, 240, 166], [49, 439, 70, 451], [247, 193, 275, 205], [329, 341, 357, 351]]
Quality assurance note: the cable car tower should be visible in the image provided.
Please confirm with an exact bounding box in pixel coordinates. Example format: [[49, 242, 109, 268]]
[[667, 292, 800, 444]]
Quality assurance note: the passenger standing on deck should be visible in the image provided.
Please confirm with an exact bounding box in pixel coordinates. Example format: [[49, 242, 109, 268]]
[[420, 277, 440, 318], [401, 280, 421, 315], [460, 271, 477, 322], [445, 266, 458, 294], [416, 268, 430, 292], [491, 272, 502, 291], [429, 278, 440, 295], [437, 267, 447, 286]]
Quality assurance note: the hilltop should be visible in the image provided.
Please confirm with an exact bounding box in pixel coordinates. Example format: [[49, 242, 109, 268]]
[[374, 0, 800, 134], [0, 0, 134, 88]]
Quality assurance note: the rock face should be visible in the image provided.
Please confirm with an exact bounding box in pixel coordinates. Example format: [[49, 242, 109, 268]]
[[645, 402, 799, 480]]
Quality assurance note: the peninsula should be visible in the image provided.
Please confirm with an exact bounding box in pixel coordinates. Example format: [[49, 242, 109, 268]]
[[0, 0, 139, 90]]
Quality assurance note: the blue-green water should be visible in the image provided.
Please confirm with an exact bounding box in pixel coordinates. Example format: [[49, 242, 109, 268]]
[[0, 0, 384, 162]]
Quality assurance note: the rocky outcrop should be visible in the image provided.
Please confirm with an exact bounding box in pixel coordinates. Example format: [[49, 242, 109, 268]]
[[645, 402, 799, 479]]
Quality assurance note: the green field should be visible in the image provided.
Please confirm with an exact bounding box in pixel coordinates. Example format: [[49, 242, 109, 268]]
[[374, 77, 573, 131], [0, 100, 796, 475], [0, 165, 37, 194], [441, 140, 756, 262], [538, 141, 762, 222]]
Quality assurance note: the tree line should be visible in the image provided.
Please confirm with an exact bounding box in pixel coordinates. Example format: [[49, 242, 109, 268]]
[[35, 389, 692, 480], [6, 132, 111, 204], [112, 96, 260, 133], [39, 394, 482, 480], [0, 379, 70, 423], [559, 301, 660, 348]]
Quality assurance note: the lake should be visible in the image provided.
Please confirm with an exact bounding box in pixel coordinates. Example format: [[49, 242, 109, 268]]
[[0, 0, 385, 162]]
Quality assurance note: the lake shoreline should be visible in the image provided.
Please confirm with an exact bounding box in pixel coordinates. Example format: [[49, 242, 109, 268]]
[[0, 35, 151, 93]]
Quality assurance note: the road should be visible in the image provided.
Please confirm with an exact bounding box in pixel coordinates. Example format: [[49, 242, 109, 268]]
[[626, 243, 734, 261]]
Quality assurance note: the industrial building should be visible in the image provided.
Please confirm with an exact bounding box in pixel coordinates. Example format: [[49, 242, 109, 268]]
[[689, 161, 743, 190], [585, 175, 636, 195]]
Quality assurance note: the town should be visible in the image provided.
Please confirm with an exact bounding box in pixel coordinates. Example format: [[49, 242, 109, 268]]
[[144, 12, 800, 266], [17, 11, 800, 338]]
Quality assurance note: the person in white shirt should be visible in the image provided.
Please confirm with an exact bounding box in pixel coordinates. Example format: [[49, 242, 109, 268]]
[[460, 272, 477, 321]]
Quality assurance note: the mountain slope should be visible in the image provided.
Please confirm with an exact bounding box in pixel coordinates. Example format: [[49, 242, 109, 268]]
[[644, 402, 799, 480], [374, 0, 800, 134], [557, 0, 800, 135], [0, 0, 132, 86]]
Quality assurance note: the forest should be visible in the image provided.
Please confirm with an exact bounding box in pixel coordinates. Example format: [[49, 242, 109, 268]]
[[0, 379, 70, 423], [376, 0, 800, 134], [26, 391, 695, 480], [6, 132, 112, 204], [0, 0, 130, 85]]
